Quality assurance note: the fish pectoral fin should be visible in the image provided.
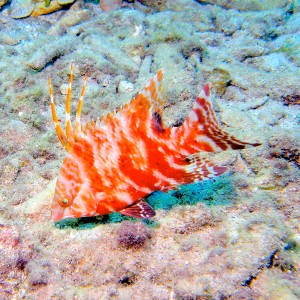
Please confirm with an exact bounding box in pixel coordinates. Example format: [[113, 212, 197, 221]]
[[119, 200, 156, 219], [184, 154, 228, 182]]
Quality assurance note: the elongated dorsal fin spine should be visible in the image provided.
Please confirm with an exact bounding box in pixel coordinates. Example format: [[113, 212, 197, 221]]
[[49, 64, 88, 151]]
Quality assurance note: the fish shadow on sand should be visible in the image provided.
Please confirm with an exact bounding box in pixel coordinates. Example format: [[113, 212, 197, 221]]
[[55, 173, 236, 230]]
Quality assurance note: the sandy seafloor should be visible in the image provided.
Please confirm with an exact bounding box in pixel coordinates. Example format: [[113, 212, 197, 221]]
[[0, 0, 299, 299]]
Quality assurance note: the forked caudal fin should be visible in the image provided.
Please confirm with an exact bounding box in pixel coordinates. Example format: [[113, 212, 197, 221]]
[[175, 83, 261, 154], [169, 82, 261, 185]]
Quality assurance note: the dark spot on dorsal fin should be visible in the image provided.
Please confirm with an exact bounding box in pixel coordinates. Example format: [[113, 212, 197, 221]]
[[152, 111, 164, 133], [172, 117, 184, 127]]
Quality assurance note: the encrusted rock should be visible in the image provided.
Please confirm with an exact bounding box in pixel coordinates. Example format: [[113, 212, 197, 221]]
[[0, 0, 9, 9], [138, 0, 167, 9], [196, 0, 290, 11], [207, 67, 231, 96], [117, 221, 151, 249], [9, 0, 35, 19], [31, 0, 74, 17], [9, 0, 75, 19]]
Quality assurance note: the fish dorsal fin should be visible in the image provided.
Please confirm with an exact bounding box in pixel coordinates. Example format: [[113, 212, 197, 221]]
[[140, 69, 165, 116], [119, 200, 156, 219], [95, 70, 165, 131], [140, 69, 166, 133], [183, 83, 261, 151], [120, 69, 165, 117], [184, 153, 228, 182]]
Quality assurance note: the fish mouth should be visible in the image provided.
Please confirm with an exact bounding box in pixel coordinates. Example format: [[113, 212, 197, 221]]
[[51, 205, 75, 221], [51, 206, 97, 222], [51, 208, 68, 222]]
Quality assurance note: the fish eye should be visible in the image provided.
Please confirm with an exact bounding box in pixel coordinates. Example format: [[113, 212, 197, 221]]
[[62, 198, 68, 205], [58, 194, 72, 207]]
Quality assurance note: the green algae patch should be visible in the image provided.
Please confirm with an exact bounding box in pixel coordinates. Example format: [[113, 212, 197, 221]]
[[171, 176, 235, 207], [279, 36, 300, 66], [284, 234, 300, 254], [258, 186, 278, 191], [55, 211, 159, 230], [10, 86, 44, 112], [207, 68, 232, 96], [145, 11, 194, 44], [147, 175, 235, 210]]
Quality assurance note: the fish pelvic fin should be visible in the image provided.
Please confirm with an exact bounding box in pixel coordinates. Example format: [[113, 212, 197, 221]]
[[119, 200, 156, 219], [175, 83, 261, 153]]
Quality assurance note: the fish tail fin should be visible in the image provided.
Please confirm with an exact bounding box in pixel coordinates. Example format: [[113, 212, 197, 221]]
[[175, 83, 261, 153]]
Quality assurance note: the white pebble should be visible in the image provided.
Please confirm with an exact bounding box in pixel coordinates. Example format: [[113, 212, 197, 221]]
[[118, 80, 134, 94], [60, 83, 69, 95]]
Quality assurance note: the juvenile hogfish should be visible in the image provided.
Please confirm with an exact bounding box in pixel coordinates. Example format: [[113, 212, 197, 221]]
[[48, 65, 260, 221]]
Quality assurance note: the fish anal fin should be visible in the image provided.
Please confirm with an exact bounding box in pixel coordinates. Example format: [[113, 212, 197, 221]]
[[119, 200, 156, 219], [184, 154, 228, 182]]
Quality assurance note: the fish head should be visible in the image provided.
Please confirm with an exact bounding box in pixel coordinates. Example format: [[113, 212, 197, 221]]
[[51, 155, 97, 221]]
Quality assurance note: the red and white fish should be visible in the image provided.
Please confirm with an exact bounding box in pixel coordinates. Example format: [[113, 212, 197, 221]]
[[48, 65, 260, 221]]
